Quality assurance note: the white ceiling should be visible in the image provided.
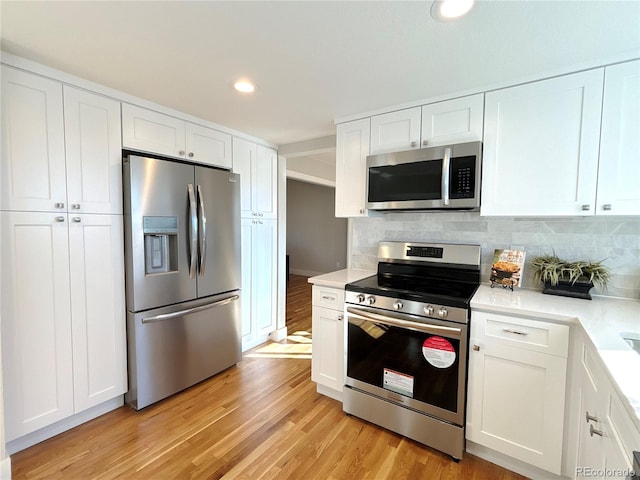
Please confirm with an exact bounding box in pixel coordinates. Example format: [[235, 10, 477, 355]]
[[1, 1, 639, 148]]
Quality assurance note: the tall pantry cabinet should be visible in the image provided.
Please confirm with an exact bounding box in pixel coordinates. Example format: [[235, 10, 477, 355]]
[[232, 137, 278, 350], [1, 66, 126, 442]]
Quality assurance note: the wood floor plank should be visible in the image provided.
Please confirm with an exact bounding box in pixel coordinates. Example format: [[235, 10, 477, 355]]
[[10, 274, 528, 479]]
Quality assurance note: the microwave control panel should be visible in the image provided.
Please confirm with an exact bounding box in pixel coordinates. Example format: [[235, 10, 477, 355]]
[[450, 155, 476, 199]]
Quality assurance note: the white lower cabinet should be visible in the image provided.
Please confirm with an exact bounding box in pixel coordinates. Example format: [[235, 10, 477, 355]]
[[240, 218, 277, 350], [572, 328, 640, 479], [311, 286, 345, 400], [0, 211, 126, 441], [467, 311, 569, 475]]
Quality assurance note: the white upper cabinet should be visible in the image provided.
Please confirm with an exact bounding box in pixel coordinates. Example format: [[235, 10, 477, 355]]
[[596, 60, 640, 216], [335, 118, 371, 217], [421, 94, 484, 147], [370, 107, 421, 154], [122, 103, 232, 168], [185, 122, 232, 169], [481, 69, 604, 216], [232, 137, 277, 219], [63, 86, 123, 215], [1, 66, 67, 212]]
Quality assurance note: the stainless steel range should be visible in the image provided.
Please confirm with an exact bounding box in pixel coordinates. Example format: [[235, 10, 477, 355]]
[[343, 241, 481, 460]]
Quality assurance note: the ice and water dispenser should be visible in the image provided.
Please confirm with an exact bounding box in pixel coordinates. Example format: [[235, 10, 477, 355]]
[[143, 216, 178, 275]]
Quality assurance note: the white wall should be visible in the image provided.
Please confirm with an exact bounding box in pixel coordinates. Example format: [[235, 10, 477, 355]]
[[287, 179, 347, 277]]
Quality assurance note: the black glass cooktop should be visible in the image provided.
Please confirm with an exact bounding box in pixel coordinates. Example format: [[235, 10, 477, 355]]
[[346, 273, 480, 309]]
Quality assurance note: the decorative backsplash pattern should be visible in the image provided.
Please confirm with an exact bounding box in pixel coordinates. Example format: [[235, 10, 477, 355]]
[[350, 212, 640, 300]]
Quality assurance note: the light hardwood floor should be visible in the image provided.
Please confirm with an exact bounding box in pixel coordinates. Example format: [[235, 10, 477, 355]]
[[10, 274, 527, 479]]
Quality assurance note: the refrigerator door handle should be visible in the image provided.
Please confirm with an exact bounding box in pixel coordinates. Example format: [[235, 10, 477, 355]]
[[188, 183, 198, 278], [141, 294, 240, 323], [197, 184, 207, 276]]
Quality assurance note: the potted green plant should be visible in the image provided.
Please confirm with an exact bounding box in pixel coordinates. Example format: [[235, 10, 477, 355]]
[[529, 254, 611, 300]]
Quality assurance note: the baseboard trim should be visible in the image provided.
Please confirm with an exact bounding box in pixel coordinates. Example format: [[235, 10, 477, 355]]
[[0, 456, 11, 480], [6, 397, 124, 455], [316, 383, 343, 402], [290, 268, 325, 277], [269, 326, 288, 342]]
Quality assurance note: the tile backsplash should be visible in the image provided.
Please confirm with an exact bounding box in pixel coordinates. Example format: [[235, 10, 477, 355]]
[[350, 212, 640, 300]]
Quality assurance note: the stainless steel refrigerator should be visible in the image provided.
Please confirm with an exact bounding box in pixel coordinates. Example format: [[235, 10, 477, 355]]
[[123, 154, 241, 410]]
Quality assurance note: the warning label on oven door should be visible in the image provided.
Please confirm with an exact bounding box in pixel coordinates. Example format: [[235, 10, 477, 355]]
[[383, 368, 414, 397], [422, 336, 456, 369]]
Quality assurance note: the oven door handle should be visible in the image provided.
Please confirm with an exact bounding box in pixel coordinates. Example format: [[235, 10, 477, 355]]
[[346, 307, 462, 338]]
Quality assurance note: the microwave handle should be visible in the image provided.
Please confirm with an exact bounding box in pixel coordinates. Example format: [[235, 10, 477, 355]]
[[442, 147, 451, 206]]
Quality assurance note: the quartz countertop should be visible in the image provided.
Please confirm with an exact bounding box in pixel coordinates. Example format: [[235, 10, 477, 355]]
[[307, 268, 375, 289], [471, 284, 640, 429]]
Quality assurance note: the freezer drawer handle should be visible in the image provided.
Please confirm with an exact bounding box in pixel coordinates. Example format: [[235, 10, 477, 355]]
[[188, 183, 198, 278], [141, 295, 240, 323]]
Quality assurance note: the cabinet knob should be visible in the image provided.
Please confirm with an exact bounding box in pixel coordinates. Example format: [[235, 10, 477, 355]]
[[473, 345, 480, 351], [581, 204, 591, 211], [359, 209, 364, 214], [585, 411, 599, 423], [72, 217, 81, 223], [337, 314, 344, 321], [589, 424, 603, 437], [55, 202, 65, 209], [188, 152, 194, 158], [179, 150, 186, 156], [55, 216, 65, 222], [410, 141, 417, 147], [71, 203, 81, 210], [422, 140, 428, 146], [602, 204, 612, 211]]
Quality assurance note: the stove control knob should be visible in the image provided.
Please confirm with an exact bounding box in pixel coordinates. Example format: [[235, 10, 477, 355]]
[[424, 305, 435, 316], [393, 301, 403, 310], [366, 296, 376, 305], [438, 308, 448, 318], [356, 294, 365, 303]]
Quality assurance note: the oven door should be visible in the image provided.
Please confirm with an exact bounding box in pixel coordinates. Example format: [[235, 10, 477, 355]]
[[345, 305, 468, 426]]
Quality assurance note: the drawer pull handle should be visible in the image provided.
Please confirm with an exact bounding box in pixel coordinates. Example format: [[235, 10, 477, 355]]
[[589, 424, 603, 437], [321, 296, 336, 301], [585, 411, 599, 423], [503, 328, 528, 336], [472, 345, 480, 351]]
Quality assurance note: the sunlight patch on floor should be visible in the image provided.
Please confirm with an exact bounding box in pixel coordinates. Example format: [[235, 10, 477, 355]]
[[245, 330, 312, 359]]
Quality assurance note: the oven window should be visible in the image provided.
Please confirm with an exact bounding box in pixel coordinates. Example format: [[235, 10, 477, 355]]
[[347, 319, 460, 413], [368, 160, 442, 202]]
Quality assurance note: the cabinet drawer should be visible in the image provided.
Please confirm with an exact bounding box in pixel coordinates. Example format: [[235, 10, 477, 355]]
[[312, 286, 345, 310], [606, 379, 640, 466], [472, 312, 569, 357]]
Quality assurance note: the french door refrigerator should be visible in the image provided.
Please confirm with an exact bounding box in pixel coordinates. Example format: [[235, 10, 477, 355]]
[[123, 154, 241, 410]]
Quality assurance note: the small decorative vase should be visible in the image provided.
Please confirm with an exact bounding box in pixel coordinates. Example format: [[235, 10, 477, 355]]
[[542, 280, 594, 300]]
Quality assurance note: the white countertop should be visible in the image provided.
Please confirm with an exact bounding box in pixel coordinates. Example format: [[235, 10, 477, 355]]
[[307, 268, 375, 289], [472, 284, 640, 428]]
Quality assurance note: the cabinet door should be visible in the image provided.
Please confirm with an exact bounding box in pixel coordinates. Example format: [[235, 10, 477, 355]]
[[335, 118, 371, 217], [0, 211, 73, 441], [596, 60, 640, 216], [185, 123, 232, 169], [233, 137, 256, 218], [369, 107, 421, 154], [482, 69, 604, 216], [254, 145, 278, 218], [1, 66, 67, 212], [69, 214, 126, 413], [240, 218, 254, 341], [63, 86, 123, 215], [421, 94, 484, 147], [121, 103, 186, 159], [467, 340, 567, 474], [253, 219, 277, 336], [311, 305, 344, 392]]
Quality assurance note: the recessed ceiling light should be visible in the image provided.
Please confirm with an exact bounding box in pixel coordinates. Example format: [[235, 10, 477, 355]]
[[233, 80, 255, 93], [431, 0, 474, 22]]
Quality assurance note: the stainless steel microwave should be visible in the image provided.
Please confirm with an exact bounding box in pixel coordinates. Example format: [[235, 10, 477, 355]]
[[366, 141, 482, 211]]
